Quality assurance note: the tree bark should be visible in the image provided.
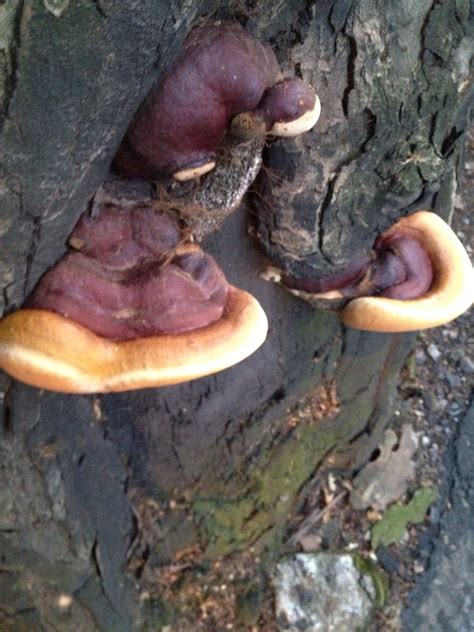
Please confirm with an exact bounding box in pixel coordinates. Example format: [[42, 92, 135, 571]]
[[0, 1, 471, 629]]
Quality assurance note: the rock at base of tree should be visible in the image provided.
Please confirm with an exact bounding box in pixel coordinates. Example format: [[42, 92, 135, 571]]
[[273, 553, 376, 631]]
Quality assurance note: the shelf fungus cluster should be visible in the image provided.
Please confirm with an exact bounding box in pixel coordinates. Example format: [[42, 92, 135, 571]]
[[265, 211, 473, 333], [114, 20, 320, 239], [0, 205, 267, 393], [0, 21, 321, 393], [114, 21, 320, 183]]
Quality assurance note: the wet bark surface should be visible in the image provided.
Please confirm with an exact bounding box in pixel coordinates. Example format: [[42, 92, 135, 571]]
[[0, 1, 472, 629]]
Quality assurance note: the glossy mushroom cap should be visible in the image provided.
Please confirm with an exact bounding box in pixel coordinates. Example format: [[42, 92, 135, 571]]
[[113, 21, 320, 181], [261, 78, 321, 137], [341, 211, 474, 332], [264, 211, 472, 331], [114, 21, 280, 180], [28, 205, 230, 339], [0, 288, 267, 393], [0, 204, 268, 391]]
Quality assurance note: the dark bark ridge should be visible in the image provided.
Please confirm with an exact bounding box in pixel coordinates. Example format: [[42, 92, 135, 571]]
[[254, 0, 473, 281]]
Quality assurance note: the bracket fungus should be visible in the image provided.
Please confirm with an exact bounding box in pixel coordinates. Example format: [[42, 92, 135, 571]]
[[0, 205, 268, 393], [265, 211, 473, 333], [114, 21, 320, 182]]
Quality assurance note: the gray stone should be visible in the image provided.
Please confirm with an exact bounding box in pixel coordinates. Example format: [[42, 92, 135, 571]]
[[427, 344, 442, 361], [350, 425, 418, 511], [415, 349, 428, 365], [376, 546, 401, 575], [423, 392, 447, 413], [444, 372, 462, 388], [274, 553, 375, 632], [449, 403, 463, 418], [459, 357, 474, 374]]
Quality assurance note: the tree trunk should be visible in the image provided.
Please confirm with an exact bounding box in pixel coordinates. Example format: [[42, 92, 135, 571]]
[[0, 1, 471, 629]]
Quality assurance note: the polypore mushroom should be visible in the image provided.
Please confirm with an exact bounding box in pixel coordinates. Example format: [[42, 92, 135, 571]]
[[258, 77, 321, 137], [264, 211, 473, 332], [0, 204, 268, 392], [113, 21, 320, 182], [340, 211, 473, 332]]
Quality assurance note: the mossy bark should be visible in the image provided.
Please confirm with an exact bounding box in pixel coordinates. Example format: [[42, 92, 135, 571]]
[[0, 1, 471, 629]]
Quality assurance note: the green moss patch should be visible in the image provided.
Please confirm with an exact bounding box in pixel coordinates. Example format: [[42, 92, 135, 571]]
[[371, 487, 437, 550]]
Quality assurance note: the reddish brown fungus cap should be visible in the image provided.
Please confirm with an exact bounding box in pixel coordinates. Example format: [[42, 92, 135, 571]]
[[27, 205, 232, 340], [0, 288, 267, 393], [262, 78, 321, 137], [113, 21, 320, 181], [113, 21, 281, 180], [341, 211, 474, 332], [0, 204, 268, 392]]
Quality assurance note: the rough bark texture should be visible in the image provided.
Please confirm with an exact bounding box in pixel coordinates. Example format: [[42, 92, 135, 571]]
[[0, 1, 472, 629]]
